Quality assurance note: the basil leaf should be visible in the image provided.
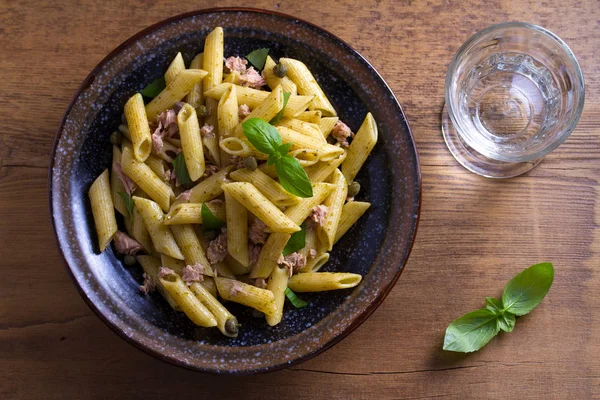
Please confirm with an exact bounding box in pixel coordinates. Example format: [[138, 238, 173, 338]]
[[242, 118, 282, 155], [283, 223, 306, 256], [172, 153, 191, 186], [117, 191, 134, 217], [201, 203, 225, 230], [267, 153, 280, 166], [276, 142, 293, 157], [485, 297, 503, 315], [269, 92, 291, 124], [284, 287, 308, 308], [497, 312, 516, 333], [141, 77, 165, 99], [443, 308, 500, 353], [502, 262, 554, 316], [245, 48, 270, 70], [276, 156, 313, 198]]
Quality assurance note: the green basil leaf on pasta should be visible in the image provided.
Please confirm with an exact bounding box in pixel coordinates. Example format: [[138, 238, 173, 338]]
[[141, 77, 165, 99], [283, 223, 306, 256], [502, 262, 554, 316], [245, 48, 270, 70], [276, 142, 293, 157], [284, 287, 308, 308], [443, 308, 500, 353], [242, 118, 282, 155], [172, 153, 191, 186], [275, 155, 313, 198], [201, 203, 225, 230], [270, 92, 291, 124], [117, 191, 134, 218]]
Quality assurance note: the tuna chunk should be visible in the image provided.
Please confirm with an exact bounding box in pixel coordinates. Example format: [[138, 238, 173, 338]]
[[182, 263, 206, 286], [139, 272, 155, 294], [331, 120, 354, 148], [249, 218, 268, 244], [239, 67, 266, 88], [113, 231, 143, 255], [112, 161, 137, 195], [238, 104, 251, 119], [225, 56, 248, 73], [309, 205, 329, 226], [207, 229, 228, 264]]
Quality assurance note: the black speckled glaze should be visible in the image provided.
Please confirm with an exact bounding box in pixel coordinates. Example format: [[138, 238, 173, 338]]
[[49, 8, 421, 374]]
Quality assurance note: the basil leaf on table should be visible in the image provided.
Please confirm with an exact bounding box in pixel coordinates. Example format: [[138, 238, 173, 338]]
[[276, 156, 313, 198], [117, 191, 134, 217], [284, 287, 308, 308], [502, 262, 554, 316], [172, 153, 191, 186], [201, 203, 224, 230], [283, 223, 306, 256], [270, 92, 291, 124], [443, 308, 500, 353], [242, 118, 282, 154], [141, 77, 166, 99], [497, 313, 516, 333], [485, 297, 503, 314], [245, 48, 270, 70]]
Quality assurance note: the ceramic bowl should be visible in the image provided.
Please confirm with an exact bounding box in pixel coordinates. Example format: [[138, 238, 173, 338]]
[[49, 8, 421, 374]]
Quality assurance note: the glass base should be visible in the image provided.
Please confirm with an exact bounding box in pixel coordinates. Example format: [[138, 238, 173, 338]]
[[441, 103, 542, 178]]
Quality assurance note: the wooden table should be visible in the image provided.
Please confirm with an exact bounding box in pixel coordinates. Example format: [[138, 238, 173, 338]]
[[1, 1, 598, 398]]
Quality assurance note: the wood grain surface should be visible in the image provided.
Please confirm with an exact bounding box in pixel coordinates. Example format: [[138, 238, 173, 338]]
[[1, 0, 599, 399]]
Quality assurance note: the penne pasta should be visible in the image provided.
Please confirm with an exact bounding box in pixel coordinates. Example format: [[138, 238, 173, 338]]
[[319, 116, 339, 137], [214, 277, 276, 316], [131, 205, 154, 253], [305, 152, 346, 183], [89, 169, 117, 251], [145, 69, 208, 121], [165, 202, 225, 225], [303, 252, 330, 273], [317, 169, 347, 251], [342, 112, 378, 182], [334, 201, 371, 244], [295, 110, 322, 124], [202, 27, 224, 92], [279, 57, 337, 116], [170, 224, 213, 276], [189, 282, 238, 337], [217, 84, 239, 165], [133, 196, 184, 260], [203, 98, 221, 165], [165, 52, 185, 85], [263, 55, 298, 94], [233, 85, 284, 137], [230, 168, 300, 207], [288, 272, 362, 292], [222, 182, 300, 234], [159, 271, 217, 327], [177, 103, 205, 181], [137, 255, 180, 310], [186, 53, 204, 110], [266, 266, 290, 326], [173, 165, 234, 206], [145, 154, 168, 180], [124, 93, 152, 162], [277, 126, 343, 160], [224, 192, 249, 266], [277, 118, 325, 143], [110, 146, 129, 217]]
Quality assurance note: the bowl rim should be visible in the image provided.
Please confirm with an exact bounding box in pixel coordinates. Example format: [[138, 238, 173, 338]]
[[48, 7, 422, 375]]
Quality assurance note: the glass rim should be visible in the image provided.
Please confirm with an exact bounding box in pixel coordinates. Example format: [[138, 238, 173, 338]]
[[444, 21, 585, 162]]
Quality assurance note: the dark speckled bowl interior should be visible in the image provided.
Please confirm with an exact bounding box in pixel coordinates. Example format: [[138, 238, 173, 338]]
[[49, 8, 421, 374]]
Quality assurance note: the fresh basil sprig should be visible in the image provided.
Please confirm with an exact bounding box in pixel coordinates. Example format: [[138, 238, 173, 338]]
[[443, 262, 554, 353], [201, 203, 225, 230], [285, 287, 308, 308], [141, 77, 166, 99], [242, 118, 313, 198], [172, 153, 191, 186], [245, 48, 270, 70], [117, 191, 134, 217], [283, 223, 306, 256]]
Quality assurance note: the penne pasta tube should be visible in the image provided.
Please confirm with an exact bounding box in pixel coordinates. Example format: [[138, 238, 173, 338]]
[[204, 84, 313, 117], [145, 154, 168, 180], [279, 57, 337, 116], [137, 255, 180, 310], [145, 69, 208, 121], [186, 53, 204, 110], [214, 277, 277, 316], [177, 103, 205, 181], [173, 165, 234, 206], [334, 201, 371, 244], [159, 271, 217, 327], [110, 146, 129, 217], [288, 148, 321, 167], [189, 282, 239, 337], [133, 196, 184, 260], [165, 52, 185, 85], [263, 55, 298, 94], [277, 118, 325, 142], [124, 93, 152, 162], [203, 98, 222, 165], [266, 266, 290, 326], [233, 85, 284, 137], [303, 252, 330, 273], [170, 224, 213, 276], [224, 192, 249, 266], [200, 276, 218, 298], [89, 169, 117, 251], [225, 254, 250, 275], [219, 137, 267, 159], [305, 152, 346, 183], [160, 253, 185, 275], [288, 272, 362, 292], [217, 84, 239, 165], [277, 126, 343, 160], [131, 205, 153, 253], [121, 147, 175, 212], [317, 169, 347, 251], [342, 112, 378, 182], [202, 27, 224, 92], [295, 110, 322, 124], [230, 168, 300, 207], [165, 201, 225, 225], [118, 124, 132, 141], [319, 116, 339, 137], [222, 182, 300, 234]]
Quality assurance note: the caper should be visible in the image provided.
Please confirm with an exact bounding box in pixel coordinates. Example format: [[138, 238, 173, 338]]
[[347, 181, 361, 198], [273, 63, 288, 78], [204, 229, 218, 241], [243, 156, 258, 171], [197, 105, 209, 117], [124, 255, 136, 266], [225, 318, 240, 336], [109, 131, 122, 145]]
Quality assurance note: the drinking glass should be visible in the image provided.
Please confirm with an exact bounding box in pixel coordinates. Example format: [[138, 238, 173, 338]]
[[442, 22, 585, 178]]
